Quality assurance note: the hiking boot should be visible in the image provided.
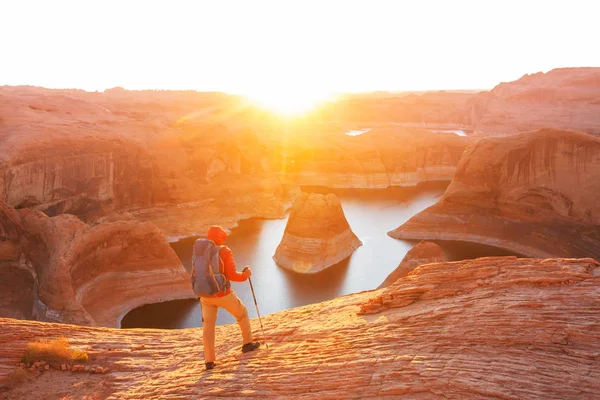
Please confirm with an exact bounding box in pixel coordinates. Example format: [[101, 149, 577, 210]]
[[205, 362, 216, 370], [241, 341, 261, 353]]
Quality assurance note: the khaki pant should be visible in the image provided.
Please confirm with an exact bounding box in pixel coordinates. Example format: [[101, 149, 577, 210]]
[[200, 291, 252, 362]]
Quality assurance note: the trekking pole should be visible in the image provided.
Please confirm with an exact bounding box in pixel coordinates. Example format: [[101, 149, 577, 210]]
[[248, 276, 269, 349]]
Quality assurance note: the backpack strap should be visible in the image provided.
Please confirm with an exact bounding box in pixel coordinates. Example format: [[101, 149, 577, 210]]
[[204, 243, 220, 290]]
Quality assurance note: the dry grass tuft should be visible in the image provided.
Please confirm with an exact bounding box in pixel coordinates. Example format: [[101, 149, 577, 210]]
[[22, 337, 88, 364]]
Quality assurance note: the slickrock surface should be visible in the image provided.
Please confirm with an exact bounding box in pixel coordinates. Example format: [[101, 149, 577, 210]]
[[378, 241, 447, 288], [391, 129, 600, 260], [0, 201, 193, 327], [274, 193, 362, 273], [1, 257, 599, 399]]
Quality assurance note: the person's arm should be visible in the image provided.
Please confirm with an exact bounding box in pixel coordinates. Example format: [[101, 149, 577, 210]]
[[220, 246, 248, 282]]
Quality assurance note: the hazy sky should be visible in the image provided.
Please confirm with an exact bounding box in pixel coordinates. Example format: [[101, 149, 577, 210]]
[[1, 0, 599, 95]]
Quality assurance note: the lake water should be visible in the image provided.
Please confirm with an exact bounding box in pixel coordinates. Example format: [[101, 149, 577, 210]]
[[434, 129, 468, 136], [121, 183, 515, 329], [344, 128, 467, 137], [345, 128, 371, 136]]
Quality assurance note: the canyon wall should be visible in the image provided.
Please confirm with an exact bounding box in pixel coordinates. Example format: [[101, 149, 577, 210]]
[[0, 201, 193, 327], [1, 257, 599, 398], [281, 128, 469, 188], [1, 137, 158, 217], [469, 67, 600, 136], [390, 129, 600, 259]]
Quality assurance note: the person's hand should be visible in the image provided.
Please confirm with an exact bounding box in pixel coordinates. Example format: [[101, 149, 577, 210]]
[[243, 266, 252, 278]]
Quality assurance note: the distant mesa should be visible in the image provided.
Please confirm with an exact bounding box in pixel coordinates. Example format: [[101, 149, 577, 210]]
[[274, 193, 362, 273], [378, 241, 447, 288], [390, 128, 600, 260]]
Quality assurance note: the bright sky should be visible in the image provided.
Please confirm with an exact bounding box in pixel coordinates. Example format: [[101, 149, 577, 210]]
[[1, 0, 599, 97]]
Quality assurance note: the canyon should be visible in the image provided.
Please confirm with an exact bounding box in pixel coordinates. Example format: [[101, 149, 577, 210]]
[[1, 67, 599, 332], [2, 257, 599, 399]]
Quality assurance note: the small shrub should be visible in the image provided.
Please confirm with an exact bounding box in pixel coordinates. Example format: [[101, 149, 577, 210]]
[[22, 337, 88, 365]]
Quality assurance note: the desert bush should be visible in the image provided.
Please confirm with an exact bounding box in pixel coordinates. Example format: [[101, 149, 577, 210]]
[[22, 337, 88, 365]]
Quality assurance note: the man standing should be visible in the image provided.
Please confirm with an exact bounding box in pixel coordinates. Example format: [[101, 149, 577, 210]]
[[194, 225, 261, 370]]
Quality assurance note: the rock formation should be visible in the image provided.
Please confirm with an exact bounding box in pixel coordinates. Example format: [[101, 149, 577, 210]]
[[316, 67, 600, 137], [274, 193, 362, 273], [2, 69, 598, 237], [281, 127, 469, 188], [0, 86, 297, 238], [390, 129, 600, 260], [0, 201, 193, 327], [1, 257, 599, 399], [378, 240, 447, 288], [469, 67, 600, 136]]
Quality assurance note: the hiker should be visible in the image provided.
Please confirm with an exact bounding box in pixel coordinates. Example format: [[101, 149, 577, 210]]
[[190, 225, 261, 370]]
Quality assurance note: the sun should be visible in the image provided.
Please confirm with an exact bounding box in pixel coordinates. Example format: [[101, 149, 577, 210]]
[[246, 89, 334, 116]]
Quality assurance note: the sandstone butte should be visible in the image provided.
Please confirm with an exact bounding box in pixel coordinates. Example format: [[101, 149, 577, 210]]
[[274, 193, 362, 273], [390, 128, 600, 261], [378, 240, 447, 288], [1, 256, 599, 399], [0, 200, 193, 328]]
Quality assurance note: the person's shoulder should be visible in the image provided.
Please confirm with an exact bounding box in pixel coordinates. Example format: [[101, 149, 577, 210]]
[[219, 245, 233, 255]]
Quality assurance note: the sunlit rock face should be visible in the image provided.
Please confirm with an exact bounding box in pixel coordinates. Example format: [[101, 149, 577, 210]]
[[274, 193, 362, 273], [2, 257, 600, 398], [0, 86, 299, 238], [469, 67, 600, 136], [282, 127, 469, 188], [390, 129, 600, 260], [0, 201, 193, 327], [1, 136, 157, 217], [378, 240, 447, 288]]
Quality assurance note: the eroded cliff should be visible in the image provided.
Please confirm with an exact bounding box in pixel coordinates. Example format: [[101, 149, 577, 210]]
[[0, 201, 193, 327], [390, 129, 600, 259], [470, 68, 600, 136], [281, 127, 469, 188]]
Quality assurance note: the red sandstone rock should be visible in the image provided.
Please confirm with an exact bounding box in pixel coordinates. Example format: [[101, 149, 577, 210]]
[[0, 201, 194, 327], [274, 193, 362, 273], [390, 129, 600, 260], [378, 241, 447, 288], [0, 257, 598, 399], [470, 68, 600, 136], [282, 127, 469, 188]]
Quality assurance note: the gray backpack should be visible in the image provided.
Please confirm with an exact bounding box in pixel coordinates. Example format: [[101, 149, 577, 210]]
[[190, 238, 230, 296]]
